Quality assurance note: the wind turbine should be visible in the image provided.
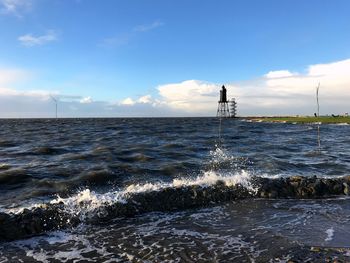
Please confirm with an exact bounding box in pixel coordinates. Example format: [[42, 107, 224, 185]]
[[50, 95, 58, 119]]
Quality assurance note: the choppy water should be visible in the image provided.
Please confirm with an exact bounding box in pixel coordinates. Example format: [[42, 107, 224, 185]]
[[1, 118, 350, 262]]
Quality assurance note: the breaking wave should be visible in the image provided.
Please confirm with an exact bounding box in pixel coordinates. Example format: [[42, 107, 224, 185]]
[[1, 171, 350, 242], [46, 170, 255, 218]]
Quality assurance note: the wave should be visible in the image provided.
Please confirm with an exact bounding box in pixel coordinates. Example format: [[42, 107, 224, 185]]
[[0, 168, 29, 185], [33, 146, 69, 155], [0, 163, 11, 171], [1, 173, 350, 242], [0, 139, 17, 147]]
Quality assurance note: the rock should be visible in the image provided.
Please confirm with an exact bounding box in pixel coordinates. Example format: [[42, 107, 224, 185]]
[[290, 175, 303, 182], [295, 186, 309, 198], [2, 175, 350, 242], [260, 191, 268, 198], [333, 183, 343, 194], [343, 182, 350, 195], [268, 191, 278, 198], [290, 181, 299, 188], [313, 179, 325, 196], [344, 175, 350, 183], [0, 212, 10, 223]]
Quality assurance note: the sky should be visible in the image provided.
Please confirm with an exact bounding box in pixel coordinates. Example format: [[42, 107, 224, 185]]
[[0, 0, 350, 117]]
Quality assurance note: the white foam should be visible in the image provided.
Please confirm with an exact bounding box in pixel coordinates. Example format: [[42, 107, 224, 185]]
[[334, 123, 349, 126], [176, 170, 254, 189], [6, 147, 257, 217], [50, 189, 127, 220], [2, 202, 48, 215], [127, 170, 254, 192], [258, 173, 283, 179], [5, 205, 264, 262], [0, 256, 9, 263], [325, 227, 334, 242], [48, 169, 256, 218], [15, 230, 115, 263]]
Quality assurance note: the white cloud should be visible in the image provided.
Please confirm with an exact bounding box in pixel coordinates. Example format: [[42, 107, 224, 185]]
[[1, 58, 350, 117], [308, 59, 350, 77], [18, 30, 58, 47], [157, 58, 350, 116], [0, 0, 31, 17], [0, 67, 174, 117], [265, 70, 295, 79], [134, 21, 163, 32], [121, 97, 135, 106], [80, 96, 93, 104], [157, 80, 221, 114], [0, 87, 54, 100], [138, 95, 152, 104], [0, 91, 175, 118]]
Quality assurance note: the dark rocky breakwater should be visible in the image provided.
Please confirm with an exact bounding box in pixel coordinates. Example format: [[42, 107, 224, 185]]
[[1, 175, 349, 243], [257, 175, 350, 198]]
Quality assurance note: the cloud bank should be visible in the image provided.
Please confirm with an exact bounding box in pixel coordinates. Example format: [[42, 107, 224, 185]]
[[157, 58, 350, 116], [0, 58, 350, 117], [0, 68, 175, 118]]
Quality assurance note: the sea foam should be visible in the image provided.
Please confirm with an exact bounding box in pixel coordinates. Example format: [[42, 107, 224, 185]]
[[49, 169, 255, 218]]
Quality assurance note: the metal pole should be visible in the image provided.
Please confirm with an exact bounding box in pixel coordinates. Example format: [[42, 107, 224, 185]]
[[218, 115, 222, 147], [316, 82, 320, 117], [316, 83, 321, 150]]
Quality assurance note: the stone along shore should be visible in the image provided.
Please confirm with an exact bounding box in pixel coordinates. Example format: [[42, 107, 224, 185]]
[[1, 175, 350, 242]]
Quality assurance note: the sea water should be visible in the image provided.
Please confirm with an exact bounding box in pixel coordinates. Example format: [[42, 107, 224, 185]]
[[1, 118, 350, 262]]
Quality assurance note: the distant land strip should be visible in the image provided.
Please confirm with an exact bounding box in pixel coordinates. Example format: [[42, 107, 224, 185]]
[[244, 116, 350, 124]]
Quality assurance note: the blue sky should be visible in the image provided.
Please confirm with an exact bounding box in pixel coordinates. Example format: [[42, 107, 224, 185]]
[[0, 0, 350, 117]]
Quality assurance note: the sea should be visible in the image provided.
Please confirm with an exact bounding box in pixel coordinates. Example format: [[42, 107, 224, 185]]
[[0, 118, 350, 262]]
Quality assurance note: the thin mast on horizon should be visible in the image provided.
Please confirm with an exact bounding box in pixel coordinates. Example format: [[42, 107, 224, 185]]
[[316, 82, 320, 117], [316, 82, 321, 150]]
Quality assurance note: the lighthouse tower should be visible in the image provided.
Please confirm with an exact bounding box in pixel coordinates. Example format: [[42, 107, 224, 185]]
[[217, 85, 230, 118]]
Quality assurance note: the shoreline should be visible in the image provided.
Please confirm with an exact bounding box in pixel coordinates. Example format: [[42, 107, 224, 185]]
[[243, 116, 350, 124]]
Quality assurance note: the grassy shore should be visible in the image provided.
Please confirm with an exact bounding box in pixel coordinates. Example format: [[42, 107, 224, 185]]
[[246, 116, 350, 124]]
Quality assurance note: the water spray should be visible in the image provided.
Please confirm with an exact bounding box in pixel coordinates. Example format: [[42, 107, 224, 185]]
[[218, 115, 223, 147]]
